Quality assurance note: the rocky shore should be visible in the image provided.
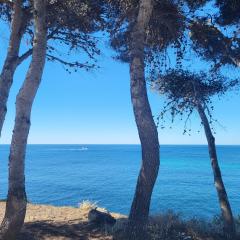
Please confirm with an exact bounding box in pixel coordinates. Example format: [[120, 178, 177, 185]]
[[0, 201, 124, 240]]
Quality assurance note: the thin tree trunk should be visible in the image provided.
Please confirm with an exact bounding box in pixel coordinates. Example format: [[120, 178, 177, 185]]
[[0, 0, 47, 239], [126, 0, 160, 239], [0, 0, 27, 136], [197, 103, 236, 239]]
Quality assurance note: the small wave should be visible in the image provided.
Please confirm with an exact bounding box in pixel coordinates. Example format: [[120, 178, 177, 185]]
[[49, 147, 88, 151], [62, 148, 88, 151]]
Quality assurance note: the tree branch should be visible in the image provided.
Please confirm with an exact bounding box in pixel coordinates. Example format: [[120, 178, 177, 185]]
[[46, 54, 96, 71], [16, 48, 33, 65], [0, 0, 13, 6]]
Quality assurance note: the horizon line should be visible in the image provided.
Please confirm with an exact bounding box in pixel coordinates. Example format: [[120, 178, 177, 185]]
[[1, 143, 240, 146]]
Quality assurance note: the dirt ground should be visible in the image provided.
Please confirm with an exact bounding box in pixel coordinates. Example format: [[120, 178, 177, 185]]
[[0, 202, 125, 240]]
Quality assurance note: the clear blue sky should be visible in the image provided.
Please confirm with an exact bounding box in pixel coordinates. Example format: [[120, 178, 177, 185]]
[[0, 23, 240, 145]]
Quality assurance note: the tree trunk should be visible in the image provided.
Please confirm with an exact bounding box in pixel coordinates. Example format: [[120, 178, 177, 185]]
[[0, 0, 26, 136], [126, 0, 160, 239], [197, 103, 236, 239], [0, 0, 47, 239]]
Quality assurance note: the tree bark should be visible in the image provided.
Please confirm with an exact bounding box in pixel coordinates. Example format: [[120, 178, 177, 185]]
[[126, 0, 160, 239], [0, 0, 27, 137], [197, 103, 236, 239], [0, 0, 47, 239]]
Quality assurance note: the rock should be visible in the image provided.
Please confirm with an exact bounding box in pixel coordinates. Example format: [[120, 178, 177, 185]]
[[178, 232, 192, 240], [88, 208, 116, 226], [183, 237, 192, 240]]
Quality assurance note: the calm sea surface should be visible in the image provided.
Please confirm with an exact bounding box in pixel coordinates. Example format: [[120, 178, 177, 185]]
[[0, 145, 239, 218]]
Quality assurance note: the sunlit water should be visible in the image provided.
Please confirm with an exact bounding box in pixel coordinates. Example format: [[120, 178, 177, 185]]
[[0, 145, 239, 218]]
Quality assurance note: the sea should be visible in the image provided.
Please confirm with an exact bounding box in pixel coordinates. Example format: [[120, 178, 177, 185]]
[[0, 144, 239, 219]]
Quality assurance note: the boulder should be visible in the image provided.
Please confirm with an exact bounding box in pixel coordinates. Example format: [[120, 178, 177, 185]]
[[88, 208, 116, 226]]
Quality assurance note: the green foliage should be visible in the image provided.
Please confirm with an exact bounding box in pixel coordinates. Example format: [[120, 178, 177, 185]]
[[151, 69, 238, 131], [148, 211, 185, 240], [113, 211, 240, 240], [106, 0, 185, 62], [153, 69, 235, 108], [184, 0, 209, 10], [0, 2, 11, 22], [0, 0, 105, 72], [216, 0, 240, 25], [43, 0, 105, 71], [181, 0, 240, 70], [236, 215, 240, 235], [189, 21, 240, 68]]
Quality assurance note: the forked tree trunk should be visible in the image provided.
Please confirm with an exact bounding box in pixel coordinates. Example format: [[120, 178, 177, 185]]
[[126, 0, 160, 239], [0, 0, 27, 136], [0, 0, 47, 239], [197, 103, 236, 239]]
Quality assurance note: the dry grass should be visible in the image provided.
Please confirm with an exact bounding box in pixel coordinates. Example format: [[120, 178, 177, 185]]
[[78, 200, 126, 220], [0, 201, 124, 240], [0, 201, 239, 239], [78, 200, 98, 210], [78, 200, 100, 218], [112, 211, 240, 240], [147, 212, 240, 240]]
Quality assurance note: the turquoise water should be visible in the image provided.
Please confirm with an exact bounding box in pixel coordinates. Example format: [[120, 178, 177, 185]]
[[0, 145, 239, 218]]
